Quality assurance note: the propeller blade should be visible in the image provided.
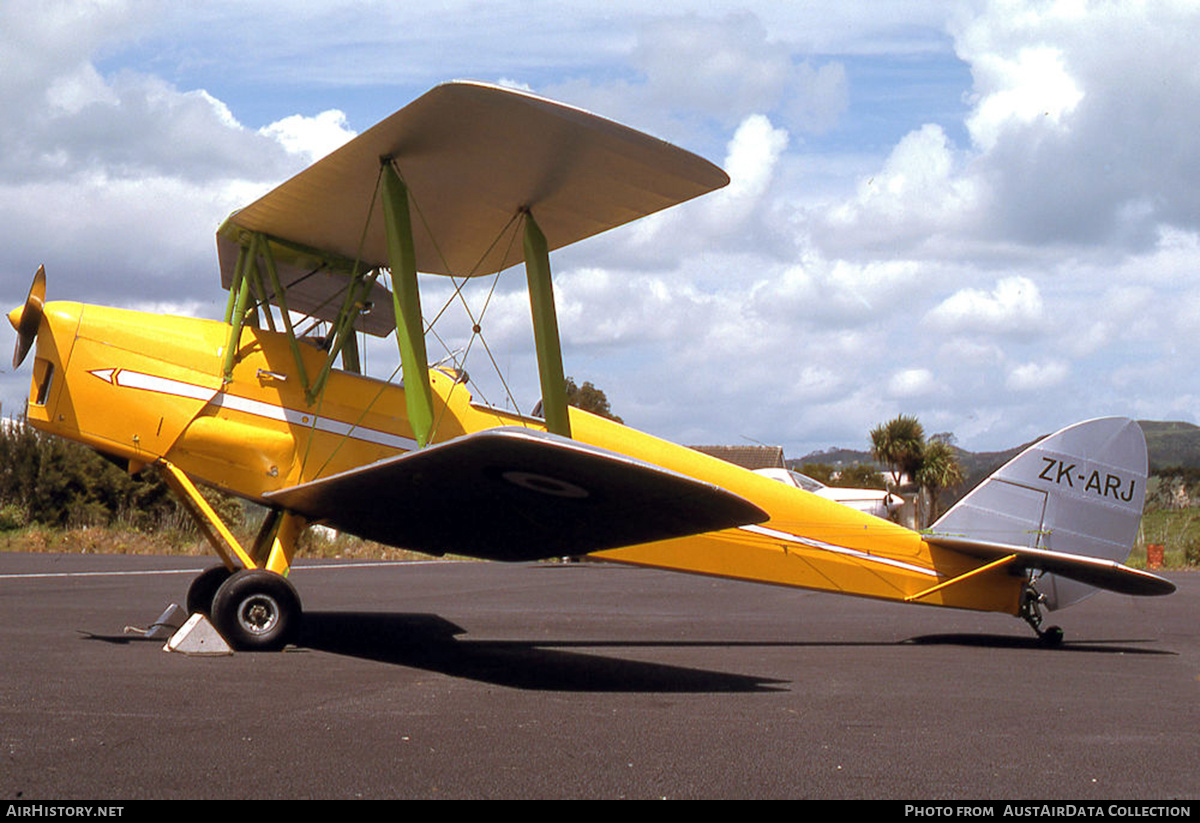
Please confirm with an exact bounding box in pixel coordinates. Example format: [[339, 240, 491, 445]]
[[11, 265, 45, 369]]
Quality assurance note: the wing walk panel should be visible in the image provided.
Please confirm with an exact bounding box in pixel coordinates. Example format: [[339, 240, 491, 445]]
[[265, 427, 767, 561]]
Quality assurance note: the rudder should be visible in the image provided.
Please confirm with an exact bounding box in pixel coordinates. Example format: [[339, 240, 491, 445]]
[[929, 417, 1147, 610]]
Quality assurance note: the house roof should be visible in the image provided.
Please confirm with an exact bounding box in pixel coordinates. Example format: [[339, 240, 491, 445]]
[[689, 445, 785, 470]]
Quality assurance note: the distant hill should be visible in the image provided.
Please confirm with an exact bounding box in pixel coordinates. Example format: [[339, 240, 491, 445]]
[[790, 448, 877, 470], [792, 420, 1200, 482], [1140, 420, 1200, 469]]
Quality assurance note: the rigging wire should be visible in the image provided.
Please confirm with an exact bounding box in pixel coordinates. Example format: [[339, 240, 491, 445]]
[[296, 157, 547, 478], [392, 159, 531, 434], [297, 163, 385, 477]]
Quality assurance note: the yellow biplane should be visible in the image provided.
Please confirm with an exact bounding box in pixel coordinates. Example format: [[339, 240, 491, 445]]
[[8, 82, 1173, 650]]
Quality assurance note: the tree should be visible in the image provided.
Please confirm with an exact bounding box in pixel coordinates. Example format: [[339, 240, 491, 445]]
[[869, 415, 925, 489], [799, 462, 835, 484], [837, 463, 886, 490], [916, 435, 965, 523], [869, 415, 963, 528], [565, 377, 623, 424], [0, 415, 229, 534]]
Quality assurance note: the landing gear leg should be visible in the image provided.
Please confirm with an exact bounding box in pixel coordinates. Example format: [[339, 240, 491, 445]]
[[1020, 585, 1063, 646], [163, 459, 307, 650]]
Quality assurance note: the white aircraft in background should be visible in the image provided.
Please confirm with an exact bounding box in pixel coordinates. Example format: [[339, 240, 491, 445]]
[[753, 468, 904, 520]]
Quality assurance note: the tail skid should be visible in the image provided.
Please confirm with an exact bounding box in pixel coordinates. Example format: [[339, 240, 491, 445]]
[[924, 417, 1174, 612]]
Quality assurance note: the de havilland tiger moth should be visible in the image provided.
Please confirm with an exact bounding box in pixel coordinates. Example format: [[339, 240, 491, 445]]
[[7, 81, 1174, 651]]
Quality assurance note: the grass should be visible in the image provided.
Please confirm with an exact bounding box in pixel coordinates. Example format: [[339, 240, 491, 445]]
[[1131, 508, 1200, 569], [3, 510, 1197, 570], [0, 522, 452, 563]]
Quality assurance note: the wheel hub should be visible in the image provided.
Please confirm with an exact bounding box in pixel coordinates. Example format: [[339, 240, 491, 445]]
[[238, 595, 279, 635]]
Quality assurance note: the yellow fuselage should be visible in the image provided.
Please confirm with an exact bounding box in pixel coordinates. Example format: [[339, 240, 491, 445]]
[[20, 301, 1023, 615]]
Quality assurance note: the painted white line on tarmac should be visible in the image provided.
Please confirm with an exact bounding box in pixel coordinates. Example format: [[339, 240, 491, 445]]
[[0, 560, 455, 580]]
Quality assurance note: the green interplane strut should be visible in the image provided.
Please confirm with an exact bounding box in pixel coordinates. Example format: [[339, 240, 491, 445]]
[[523, 213, 570, 439], [380, 161, 435, 448]]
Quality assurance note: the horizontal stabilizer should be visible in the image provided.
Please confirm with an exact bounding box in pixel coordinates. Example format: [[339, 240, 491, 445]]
[[266, 427, 767, 561], [924, 534, 1175, 597]]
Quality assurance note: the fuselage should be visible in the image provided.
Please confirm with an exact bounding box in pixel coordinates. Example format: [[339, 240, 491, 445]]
[[18, 300, 1024, 615]]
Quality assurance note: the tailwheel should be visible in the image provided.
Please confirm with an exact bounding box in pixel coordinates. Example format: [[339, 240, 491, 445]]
[[186, 565, 234, 616], [211, 569, 302, 651], [1019, 584, 1064, 646], [1039, 625, 1064, 647]]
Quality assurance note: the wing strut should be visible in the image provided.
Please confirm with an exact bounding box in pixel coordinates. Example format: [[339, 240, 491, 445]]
[[523, 212, 571, 438], [380, 161, 436, 448], [904, 553, 1019, 603], [220, 228, 375, 404], [222, 233, 258, 384], [159, 459, 255, 570]]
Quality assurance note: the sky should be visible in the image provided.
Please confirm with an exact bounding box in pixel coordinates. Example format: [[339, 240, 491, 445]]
[[2, 0, 1199, 459]]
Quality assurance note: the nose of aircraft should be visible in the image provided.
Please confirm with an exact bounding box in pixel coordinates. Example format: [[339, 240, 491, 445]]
[[6, 305, 20, 331]]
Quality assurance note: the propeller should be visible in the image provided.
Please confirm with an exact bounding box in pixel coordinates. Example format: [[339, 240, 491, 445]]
[[10, 265, 46, 368]]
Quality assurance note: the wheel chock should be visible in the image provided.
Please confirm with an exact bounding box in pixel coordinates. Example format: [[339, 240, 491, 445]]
[[123, 603, 185, 639], [164, 613, 234, 655]]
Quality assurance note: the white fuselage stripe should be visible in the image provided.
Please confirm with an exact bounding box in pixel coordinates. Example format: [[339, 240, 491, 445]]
[[739, 524, 939, 578], [109, 369, 219, 402], [207, 392, 418, 451], [93, 367, 418, 452]]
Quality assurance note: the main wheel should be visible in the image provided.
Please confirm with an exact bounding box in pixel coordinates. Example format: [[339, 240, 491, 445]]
[[186, 565, 234, 616], [211, 569, 302, 651]]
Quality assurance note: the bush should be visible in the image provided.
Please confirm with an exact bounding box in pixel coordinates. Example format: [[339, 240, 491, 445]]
[[1186, 537, 1200, 567], [0, 503, 28, 531], [0, 416, 241, 538]]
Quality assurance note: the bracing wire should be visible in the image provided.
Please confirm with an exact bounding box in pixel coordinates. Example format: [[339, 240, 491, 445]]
[[306, 158, 547, 475]]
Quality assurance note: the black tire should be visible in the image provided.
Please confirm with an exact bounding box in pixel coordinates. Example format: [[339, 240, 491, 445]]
[[1040, 626, 1064, 647], [211, 569, 302, 651], [186, 565, 234, 616]]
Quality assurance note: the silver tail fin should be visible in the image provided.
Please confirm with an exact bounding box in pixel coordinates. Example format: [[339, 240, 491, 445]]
[[926, 417, 1171, 610]]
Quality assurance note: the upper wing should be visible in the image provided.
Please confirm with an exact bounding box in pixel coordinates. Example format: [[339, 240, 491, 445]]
[[219, 80, 729, 293], [265, 427, 767, 561]]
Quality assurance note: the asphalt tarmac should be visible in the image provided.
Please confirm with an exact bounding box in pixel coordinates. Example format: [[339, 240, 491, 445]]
[[0, 553, 1195, 800]]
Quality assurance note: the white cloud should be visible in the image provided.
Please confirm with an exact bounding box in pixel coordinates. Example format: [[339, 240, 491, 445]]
[[820, 123, 983, 254], [719, 115, 789, 217], [574, 112, 795, 270], [259, 110, 356, 163], [888, 368, 937, 397], [952, 0, 1200, 246], [5, 0, 1200, 461], [629, 12, 848, 135], [1006, 360, 1068, 392], [925, 276, 1043, 336], [785, 61, 849, 134], [965, 44, 1084, 153]]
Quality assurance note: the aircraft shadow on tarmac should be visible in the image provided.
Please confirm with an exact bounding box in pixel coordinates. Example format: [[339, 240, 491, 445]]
[[78, 613, 1174, 691], [902, 633, 1176, 654], [294, 612, 1175, 690], [298, 611, 788, 692]]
